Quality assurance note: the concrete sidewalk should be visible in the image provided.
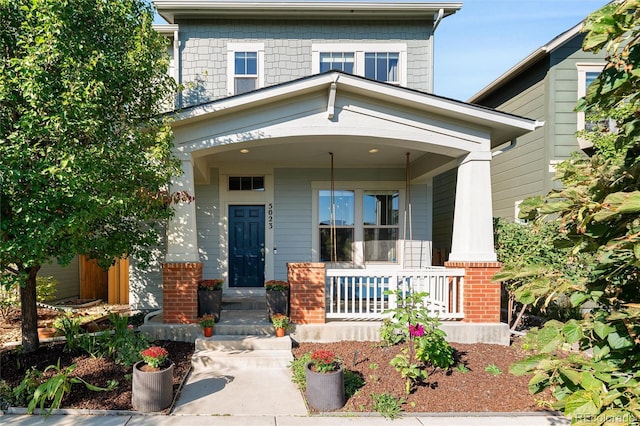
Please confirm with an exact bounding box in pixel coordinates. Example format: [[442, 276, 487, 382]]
[[0, 413, 571, 425]]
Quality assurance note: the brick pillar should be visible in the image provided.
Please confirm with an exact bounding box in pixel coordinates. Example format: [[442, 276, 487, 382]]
[[162, 262, 202, 324], [288, 262, 326, 324], [445, 261, 502, 323]]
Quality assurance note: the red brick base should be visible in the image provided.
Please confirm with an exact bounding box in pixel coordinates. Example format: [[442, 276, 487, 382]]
[[288, 262, 326, 324], [162, 262, 203, 324], [445, 261, 502, 323]]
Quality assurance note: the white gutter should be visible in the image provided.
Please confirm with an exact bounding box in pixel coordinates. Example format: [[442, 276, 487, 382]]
[[428, 8, 445, 93]]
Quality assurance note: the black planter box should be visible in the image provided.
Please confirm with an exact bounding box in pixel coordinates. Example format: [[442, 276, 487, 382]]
[[198, 289, 222, 322]]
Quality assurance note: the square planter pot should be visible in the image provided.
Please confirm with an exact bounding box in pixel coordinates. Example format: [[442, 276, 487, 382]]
[[198, 289, 222, 322], [266, 289, 289, 318]]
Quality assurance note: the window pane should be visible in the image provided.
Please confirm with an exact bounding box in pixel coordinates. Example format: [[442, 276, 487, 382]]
[[364, 228, 398, 262], [365, 53, 376, 79], [235, 52, 257, 75], [320, 228, 354, 261], [320, 52, 354, 73], [363, 191, 399, 225], [585, 71, 599, 88], [235, 77, 257, 94], [318, 190, 354, 226], [246, 52, 257, 74], [229, 176, 241, 190], [365, 52, 399, 83]]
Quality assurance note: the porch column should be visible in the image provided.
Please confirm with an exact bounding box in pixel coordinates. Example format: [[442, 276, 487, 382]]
[[166, 155, 199, 262], [449, 151, 496, 262]]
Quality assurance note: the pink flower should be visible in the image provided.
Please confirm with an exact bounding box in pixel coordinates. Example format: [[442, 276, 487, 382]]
[[409, 324, 424, 337]]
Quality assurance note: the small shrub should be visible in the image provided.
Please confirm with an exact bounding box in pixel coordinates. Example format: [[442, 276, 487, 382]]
[[289, 352, 312, 391], [455, 364, 469, 374], [344, 369, 365, 399], [485, 364, 502, 376], [53, 314, 82, 352], [371, 392, 405, 419], [28, 360, 116, 416]]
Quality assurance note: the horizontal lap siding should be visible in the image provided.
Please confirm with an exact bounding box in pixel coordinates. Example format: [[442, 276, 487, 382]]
[[195, 171, 221, 279], [39, 257, 80, 301], [432, 168, 456, 254]]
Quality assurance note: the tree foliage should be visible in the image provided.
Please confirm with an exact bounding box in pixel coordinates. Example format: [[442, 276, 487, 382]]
[[511, 2, 640, 424], [0, 0, 181, 352]]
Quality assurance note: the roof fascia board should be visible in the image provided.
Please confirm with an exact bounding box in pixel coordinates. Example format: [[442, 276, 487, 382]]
[[172, 72, 538, 136], [468, 22, 585, 103], [154, 1, 462, 23]]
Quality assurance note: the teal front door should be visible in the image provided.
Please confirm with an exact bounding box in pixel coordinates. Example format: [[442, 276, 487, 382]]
[[229, 205, 265, 287]]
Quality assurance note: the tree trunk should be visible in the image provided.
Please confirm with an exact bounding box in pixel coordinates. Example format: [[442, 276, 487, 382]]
[[20, 266, 40, 353]]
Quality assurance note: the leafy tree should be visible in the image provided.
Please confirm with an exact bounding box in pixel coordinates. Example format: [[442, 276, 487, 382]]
[[0, 0, 181, 352], [510, 2, 640, 423]]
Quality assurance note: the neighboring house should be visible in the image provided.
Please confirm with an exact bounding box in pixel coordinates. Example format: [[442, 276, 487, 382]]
[[467, 20, 607, 221], [132, 1, 541, 330]]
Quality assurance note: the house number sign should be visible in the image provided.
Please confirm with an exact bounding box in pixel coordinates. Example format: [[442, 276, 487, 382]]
[[267, 203, 273, 229]]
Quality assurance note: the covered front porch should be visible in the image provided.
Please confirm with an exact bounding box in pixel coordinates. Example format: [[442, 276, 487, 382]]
[[152, 71, 540, 332]]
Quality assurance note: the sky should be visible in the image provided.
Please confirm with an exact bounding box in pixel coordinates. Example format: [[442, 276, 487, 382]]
[[434, 0, 610, 100], [152, 0, 610, 102]]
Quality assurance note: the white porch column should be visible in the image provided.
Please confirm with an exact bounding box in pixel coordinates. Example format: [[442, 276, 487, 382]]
[[165, 155, 199, 262], [449, 150, 497, 262]]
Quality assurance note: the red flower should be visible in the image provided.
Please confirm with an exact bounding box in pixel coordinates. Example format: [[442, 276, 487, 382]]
[[311, 350, 340, 373], [141, 346, 169, 368]]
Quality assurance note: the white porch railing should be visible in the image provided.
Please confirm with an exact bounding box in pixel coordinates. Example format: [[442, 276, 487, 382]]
[[326, 267, 465, 320]]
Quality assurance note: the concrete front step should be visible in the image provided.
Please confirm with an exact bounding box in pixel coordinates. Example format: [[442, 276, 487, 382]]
[[195, 335, 292, 352], [192, 348, 293, 370], [193, 336, 293, 370]]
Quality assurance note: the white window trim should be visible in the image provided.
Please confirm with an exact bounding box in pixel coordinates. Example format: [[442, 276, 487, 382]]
[[311, 43, 407, 86], [227, 42, 265, 96], [311, 181, 405, 266], [576, 63, 605, 131]]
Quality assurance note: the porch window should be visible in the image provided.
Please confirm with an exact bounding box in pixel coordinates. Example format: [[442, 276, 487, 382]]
[[363, 191, 399, 262], [229, 176, 265, 191], [319, 190, 354, 262]]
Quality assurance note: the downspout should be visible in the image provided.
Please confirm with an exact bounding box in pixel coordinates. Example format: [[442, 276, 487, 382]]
[[428, 9, 444, 93], [174, 28, 181, 108]]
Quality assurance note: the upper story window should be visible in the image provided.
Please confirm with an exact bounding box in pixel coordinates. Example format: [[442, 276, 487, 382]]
[[365, 52, 399, 83], [312, 43, 407, 86], [227, 43, 264, 96], [576, 63, 615, 150], [320, 52, 355, 73]]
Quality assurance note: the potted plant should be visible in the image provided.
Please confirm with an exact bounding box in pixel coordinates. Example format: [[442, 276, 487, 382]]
[[305, 350, 345, 410], [265, 279, 289, 318], [199, 314, 215, 337], [132, 346, 174, 412], [198, 279, 223, 322], [270, 313, 290, 337]]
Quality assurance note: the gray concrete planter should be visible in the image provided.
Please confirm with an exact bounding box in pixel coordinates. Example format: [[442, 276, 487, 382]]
[[132, 361, 174, 412], [305, 362, 345, 411]]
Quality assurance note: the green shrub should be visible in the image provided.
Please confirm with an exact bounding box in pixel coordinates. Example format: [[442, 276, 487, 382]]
[[53, 314, 83, 352], [288, 352, 311, 391], [371, 392, 404, 419], [344, 369, 365, 399]]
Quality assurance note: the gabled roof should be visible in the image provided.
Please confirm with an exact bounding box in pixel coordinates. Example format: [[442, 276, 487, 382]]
[[468, 22, 585, 103], [170, 70, 541, 148], [155, 1, 461, 24]]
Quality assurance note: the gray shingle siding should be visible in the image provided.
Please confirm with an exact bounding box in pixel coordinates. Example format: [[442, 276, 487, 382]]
[[178, 19, 432, 106]]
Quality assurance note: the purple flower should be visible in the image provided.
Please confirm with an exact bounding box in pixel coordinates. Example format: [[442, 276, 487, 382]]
[[409, 323, 424, 337]]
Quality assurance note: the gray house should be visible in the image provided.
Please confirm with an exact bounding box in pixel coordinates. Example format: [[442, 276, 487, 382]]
[[469, 21, 606, 221], [142, 1, 541, 333]]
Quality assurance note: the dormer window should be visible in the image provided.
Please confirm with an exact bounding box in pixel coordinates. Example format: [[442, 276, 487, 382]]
[[312, 43, 407, 86], [227, 43, 264, 96]]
